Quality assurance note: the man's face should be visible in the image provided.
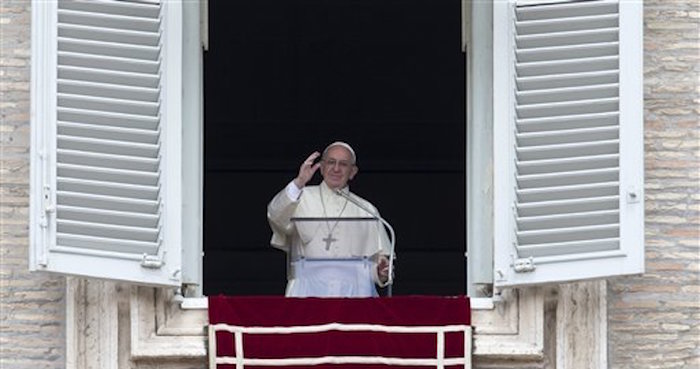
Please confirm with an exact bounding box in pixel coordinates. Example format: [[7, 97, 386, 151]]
[[321, 146, 358, 190]]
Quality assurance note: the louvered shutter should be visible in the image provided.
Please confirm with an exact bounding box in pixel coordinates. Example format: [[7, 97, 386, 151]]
[[30, 0, 183, 286], [493, 0, 643, 287]]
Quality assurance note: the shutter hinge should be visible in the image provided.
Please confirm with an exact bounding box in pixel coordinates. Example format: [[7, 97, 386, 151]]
[[141, 254, 164, 269], [513, 256, 536, 273]]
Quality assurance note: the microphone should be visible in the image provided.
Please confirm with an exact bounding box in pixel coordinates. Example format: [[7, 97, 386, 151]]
[[334, 188, 396, 295]]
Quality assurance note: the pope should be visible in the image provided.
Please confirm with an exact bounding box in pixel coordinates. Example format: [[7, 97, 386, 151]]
[[267, 141, 392, 297]]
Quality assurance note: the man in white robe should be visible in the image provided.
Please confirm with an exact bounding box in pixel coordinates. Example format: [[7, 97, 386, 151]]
[[268, 142, 392, 297]]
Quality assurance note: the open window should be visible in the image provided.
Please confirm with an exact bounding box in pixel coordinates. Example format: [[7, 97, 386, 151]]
[[202, 0, 466, 296], [30, 0, 643, 297]]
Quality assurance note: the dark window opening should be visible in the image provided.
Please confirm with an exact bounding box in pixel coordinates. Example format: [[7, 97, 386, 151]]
[[204, 0, 466, 296]]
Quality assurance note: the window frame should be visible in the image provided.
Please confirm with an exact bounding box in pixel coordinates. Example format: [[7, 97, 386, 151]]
[[180, 0, 205, 295], [181, 0, 646, 298], [466, 0, 495, 298]]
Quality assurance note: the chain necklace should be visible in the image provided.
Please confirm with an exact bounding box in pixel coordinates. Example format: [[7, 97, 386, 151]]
[[319, 184, 349, 250]]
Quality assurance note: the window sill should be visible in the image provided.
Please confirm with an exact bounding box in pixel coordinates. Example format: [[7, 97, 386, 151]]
[[470, 297, 495, 310], [180, 296, 208, 310], [182, 296, 494, 310]]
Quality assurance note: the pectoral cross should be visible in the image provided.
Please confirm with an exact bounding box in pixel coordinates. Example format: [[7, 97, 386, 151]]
[[322, 234, 337, 250]]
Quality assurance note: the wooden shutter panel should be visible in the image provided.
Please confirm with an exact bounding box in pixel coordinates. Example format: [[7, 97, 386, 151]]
[[493, 0, 643, 287], [30, 0, 183, 286]]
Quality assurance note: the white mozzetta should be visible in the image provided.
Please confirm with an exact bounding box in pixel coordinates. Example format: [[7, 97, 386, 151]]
[[30, 0, 183, 286], [494, 0, 644, 287]]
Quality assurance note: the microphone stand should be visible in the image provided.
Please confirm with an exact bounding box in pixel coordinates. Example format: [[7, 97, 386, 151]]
[[334, 189, 396, 297]]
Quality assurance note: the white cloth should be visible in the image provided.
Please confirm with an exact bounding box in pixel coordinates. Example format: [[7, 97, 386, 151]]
[[286, 258, 377, 297], [267, 181, 391, 296]]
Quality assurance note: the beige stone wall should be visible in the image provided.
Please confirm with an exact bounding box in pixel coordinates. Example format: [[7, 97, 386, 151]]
[[1, 1, 66, 368], [607, 1, 700, 368]]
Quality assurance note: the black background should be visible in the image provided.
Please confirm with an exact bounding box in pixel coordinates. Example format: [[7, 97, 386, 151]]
[[204, 0, 466, 295]]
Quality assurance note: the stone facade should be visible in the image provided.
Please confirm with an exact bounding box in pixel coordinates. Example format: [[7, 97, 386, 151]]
[[1, 1, 65, 368], [607, 1, 700, 368], [0, 1, 698, 368]]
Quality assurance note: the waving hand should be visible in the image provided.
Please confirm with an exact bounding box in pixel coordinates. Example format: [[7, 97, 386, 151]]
[[293, 151, 321, 188]]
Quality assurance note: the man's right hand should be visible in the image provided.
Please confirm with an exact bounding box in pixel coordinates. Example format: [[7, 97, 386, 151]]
[[293, 151, 321, 188]]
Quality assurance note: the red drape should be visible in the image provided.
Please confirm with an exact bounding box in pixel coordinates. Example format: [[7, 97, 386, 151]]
[[208, 296, 470, 369]]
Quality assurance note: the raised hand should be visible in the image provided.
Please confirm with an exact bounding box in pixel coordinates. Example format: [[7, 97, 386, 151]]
[[293, 151, 321, 188]]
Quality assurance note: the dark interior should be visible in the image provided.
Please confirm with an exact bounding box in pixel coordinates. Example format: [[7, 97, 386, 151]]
[[204, 0, 466, 296]]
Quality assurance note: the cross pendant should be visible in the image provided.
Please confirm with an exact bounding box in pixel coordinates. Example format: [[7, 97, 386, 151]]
[[322, 234, 337, 250]]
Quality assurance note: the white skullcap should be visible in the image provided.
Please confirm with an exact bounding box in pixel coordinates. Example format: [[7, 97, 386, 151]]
[[322, 141, 356, 164]]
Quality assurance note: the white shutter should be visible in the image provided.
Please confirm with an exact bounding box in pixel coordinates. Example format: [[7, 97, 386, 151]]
[[30, 0, 183, 286], [493, 0, 643, 287]]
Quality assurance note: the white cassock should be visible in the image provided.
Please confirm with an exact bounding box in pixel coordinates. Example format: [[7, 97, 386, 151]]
[[267, 181, 392, 297]]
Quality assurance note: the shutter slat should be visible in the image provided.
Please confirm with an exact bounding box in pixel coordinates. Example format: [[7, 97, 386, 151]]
[[517, 167, 619, 188], [58, 66, 158, 88], [58, 190, 158, 214], [58, 219, 159, 242], [58, 93, 159, 116], [61, 0, 161, 17], [517, 195, 619, 217], [59, 1, 161, 19], [516, 55, 618, 77], [57, 149, 159, 172], [58, 37, 159, 60], [516, 28, 618, 49], [56, 233, 158, 255], [516, 1, 618, 21], [517, 70, 618, 91], [58, 107, 159, 130], [58, 10, 159, 33], [57, 135, 159, 158], [517, 126, 619, 146], [517, 209, 619, 231], [517, 83, 619, 105], [516, 42, 619, 63], [58, 121, 158, 144], [59, 24, 159, 46], [58, 79, 159, 102], [516, 14, 618, 35], [58, 164, 159, 186], [59, 66, 159, 88], [516, 154, 619, 175], [58, 51, 160, 75], [517, 111, 619, 133], [57, 177, 159, 201], [517, 182, 619, 203], [516, 139, 619, 161], [517, 224, 619, 245], [517, 97, 619, 119], [57, 205, 159, 228], [516, 238, 620, 258]]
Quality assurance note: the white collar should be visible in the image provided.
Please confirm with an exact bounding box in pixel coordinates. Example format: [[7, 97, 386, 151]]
[[320, 180, 350, 196]]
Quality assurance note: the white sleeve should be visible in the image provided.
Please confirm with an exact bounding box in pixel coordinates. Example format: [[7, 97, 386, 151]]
[[285, 180, 303, 201]]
